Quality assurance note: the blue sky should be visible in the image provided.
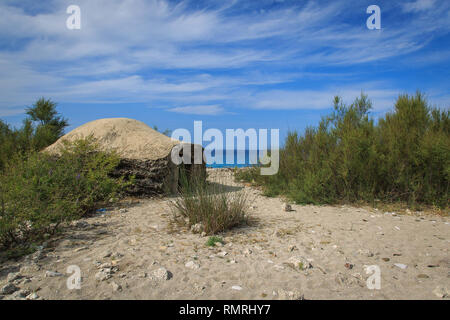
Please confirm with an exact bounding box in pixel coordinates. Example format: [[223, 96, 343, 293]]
[[0, 0, 449, 143]]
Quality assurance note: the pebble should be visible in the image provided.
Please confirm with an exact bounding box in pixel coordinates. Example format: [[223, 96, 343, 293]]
[[26, 293, 39, 300], [185, 261, 200, 270], [152, 267, 172, 281], [7, 272, 22, 283], [231, 285, 242, 291], [95, 271, 112, 281], [111, 282, 122, 292], [1, 283, 19, 295], [286, 256, 313, 270], [45, 271, 64, 277], [433, 286, 448, 298], [394, 263, 407, 270]]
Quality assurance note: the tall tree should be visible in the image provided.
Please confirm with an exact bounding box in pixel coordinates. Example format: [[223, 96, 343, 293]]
[[25, 98, 68, 150]]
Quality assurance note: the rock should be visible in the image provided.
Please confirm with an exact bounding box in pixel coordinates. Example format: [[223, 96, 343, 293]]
[[111, 282, 122, 292], [284, 204, 293, 212], [244, 248, 252, 255], [190, 223, 203, 234], [394, 263, 407, 270], [288, 245, 297, 252], [433, 286, 448, 298], [217, 251, 228, 257], [231, 285, 242, 291], [45, 271, 64, 277], [382, 258, 390, 262], [1, 283, 19, 295], [16, 289, 31, 298], [71, 221, 90, 229], [277, 289, 304, 300], [7, 272, 22, 283], [152, 267, 172, 281], [335, 272, 363, 287], [119, 208, 128, 214], [200, 232, 207, 237], [214, 242, 223, 247], [20, 265, 40, 274], [344, 263, 354, 270], [102, 251, 112, 258], [417, 274, 429, 279], [95, 271, 112, 281], [26, 293, 39, 300], [286, 256, 312, 270], [185, 261, 200, 270]]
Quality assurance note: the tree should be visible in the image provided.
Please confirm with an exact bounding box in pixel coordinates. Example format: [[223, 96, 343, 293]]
[[25, 98, 68, 150]]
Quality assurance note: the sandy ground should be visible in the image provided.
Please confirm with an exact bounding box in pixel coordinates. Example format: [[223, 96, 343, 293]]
[[0, 168, 449, 300]]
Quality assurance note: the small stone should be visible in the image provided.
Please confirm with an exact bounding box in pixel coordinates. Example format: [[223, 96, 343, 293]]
[[26, 293, 39, 300], [432, 286, 448, 298], [17, 289, 31, 298], [45, 271, 64, 277], [394, 263, 407, 270], [1, 283, 19, 295], [286, 256, 313, 270], [215, 242, 223, 247], [190, 223, 203, 234], [277, 289, 304, 300], [111, 282, 122, 292], [7, 272, 22, 283], [417, 274, 429, 279], [344, 263, 354, 270], [185, 261, 200, 270], [95, 271, 112, 281], [244, 248, 252, 255], [382, 258, 390, 262], [119, 208, 128, 214], [152, 267, 172, 281], [231, 285, 242, 291], [288, 245, 297, 252], [217, 251, 228, 257], [200, 232, 207, 237]]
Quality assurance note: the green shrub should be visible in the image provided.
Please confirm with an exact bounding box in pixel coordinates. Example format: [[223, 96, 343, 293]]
[[206, 236, 224, 247], [171, 171, 249, 235], [0, 137, 131, 251], [236, 92, 449, 208]]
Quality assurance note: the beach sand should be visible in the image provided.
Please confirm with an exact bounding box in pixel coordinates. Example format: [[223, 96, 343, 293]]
[[1, 168, 448, 300]]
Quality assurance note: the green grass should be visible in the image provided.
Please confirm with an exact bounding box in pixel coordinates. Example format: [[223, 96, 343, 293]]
[[206, 236, 224, 247], [171, 170, 249, 235]]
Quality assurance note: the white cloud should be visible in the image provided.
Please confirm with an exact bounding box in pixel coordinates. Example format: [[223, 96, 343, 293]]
[[168, 105, 225, 115], [402, 0, 436, 12], [0, 0, 449, 116]]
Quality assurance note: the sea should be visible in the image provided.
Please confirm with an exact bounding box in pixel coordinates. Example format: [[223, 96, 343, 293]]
[[205, 149, 260, 168]]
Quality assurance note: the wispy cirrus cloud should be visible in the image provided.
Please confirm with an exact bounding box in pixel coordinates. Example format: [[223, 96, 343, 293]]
[[168, 105, 225, 115], [0, 0, 449, 118]]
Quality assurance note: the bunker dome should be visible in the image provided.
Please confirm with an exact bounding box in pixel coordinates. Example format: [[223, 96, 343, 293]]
[[44, 118, 206, 195]]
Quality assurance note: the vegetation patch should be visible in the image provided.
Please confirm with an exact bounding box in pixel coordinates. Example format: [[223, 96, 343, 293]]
[[236, 92, 449, 210]]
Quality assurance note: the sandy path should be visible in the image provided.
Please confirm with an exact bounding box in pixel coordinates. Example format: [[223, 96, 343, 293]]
[[1, 168, 448, 300]]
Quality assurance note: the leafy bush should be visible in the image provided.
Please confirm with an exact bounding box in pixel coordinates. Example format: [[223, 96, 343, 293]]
[[236, 92, 449, 208], [0, 98, 68, 171], [171, 171, 249, 235], [0, 137, 131, 251], [206, 236, 224, 247]]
